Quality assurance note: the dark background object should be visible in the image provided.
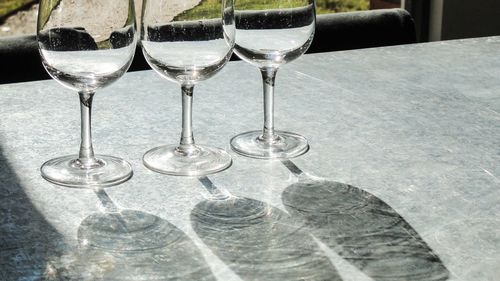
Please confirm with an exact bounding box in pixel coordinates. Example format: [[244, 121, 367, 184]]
[[404, 0, 430, 43], [371, 0, 401, 9], [0, 8, 416, 84], [439, 0, 500, 40], [0, 35, 50, 83], [38, 27, 98, 51], [235, 5, 315, 30], [146, 19, 223, 42], [0, 34, 149, 83], [307, 8, 416, 54]]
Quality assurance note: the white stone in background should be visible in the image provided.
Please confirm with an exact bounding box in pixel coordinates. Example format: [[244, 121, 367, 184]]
[[0, 0, 202, 37]]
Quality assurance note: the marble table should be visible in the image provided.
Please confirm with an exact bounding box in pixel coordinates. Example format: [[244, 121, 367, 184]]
[[1, 37, 499, 281]]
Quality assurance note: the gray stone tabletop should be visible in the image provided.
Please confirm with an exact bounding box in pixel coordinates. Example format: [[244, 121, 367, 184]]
[[1, 37, 499, 280]]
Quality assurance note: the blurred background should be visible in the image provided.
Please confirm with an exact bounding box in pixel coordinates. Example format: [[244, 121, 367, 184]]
[[1, 0, 499, 42], [0, 0, 397, 37]]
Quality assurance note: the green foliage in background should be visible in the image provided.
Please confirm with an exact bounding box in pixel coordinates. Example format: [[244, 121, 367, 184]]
[[0, 0, 370, 20], [316, 0, 369, 13], [0, 0, 370, 23], [37, 0, 60, 28], [234, 0, 309, 10], [175, 0, 227, 21], [175, 0, 369, 21], [0, 0, 35, 21]]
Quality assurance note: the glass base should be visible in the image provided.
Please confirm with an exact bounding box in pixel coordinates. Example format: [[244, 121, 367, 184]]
[[41, 155, 133, 188], [143, 144, 232, 176], [230, 130, 309, 159]]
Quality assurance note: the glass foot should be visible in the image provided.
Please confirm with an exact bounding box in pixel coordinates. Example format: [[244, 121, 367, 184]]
[[41, 155, 133, 188], [230, 130, 309, 159], [143, 144, 232, 176]]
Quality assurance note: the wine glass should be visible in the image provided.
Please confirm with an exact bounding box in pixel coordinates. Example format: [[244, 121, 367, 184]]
[[141, 0, 235, 176], [230, 0, 316, 159], [37, 0, 137, 187]]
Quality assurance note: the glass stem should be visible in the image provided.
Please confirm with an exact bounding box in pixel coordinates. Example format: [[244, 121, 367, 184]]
[[261, 67, 277, 142], [177, 84, 197, 155], [78, 92, 99, 167]]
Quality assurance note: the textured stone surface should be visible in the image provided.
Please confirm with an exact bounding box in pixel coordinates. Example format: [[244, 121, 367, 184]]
[[0, 37, 499, 280]]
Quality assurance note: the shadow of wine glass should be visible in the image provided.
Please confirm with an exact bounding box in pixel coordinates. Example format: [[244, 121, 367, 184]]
[[62, 190, 216, 280], [191, 177, 343, 281], [281, 160, 449, 281]]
